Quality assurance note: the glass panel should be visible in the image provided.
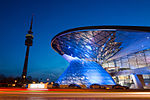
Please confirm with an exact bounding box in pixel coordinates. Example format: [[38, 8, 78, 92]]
[[121, 57, 130, 68], [116, 60, 121, 69], [136, 53, 146, 68], [145, 50, 150, 66], [128, 54, 138, 69], [108, 61, 115, 67]]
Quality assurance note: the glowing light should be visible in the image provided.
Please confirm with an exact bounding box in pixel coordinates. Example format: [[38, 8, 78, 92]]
[[12, 84, 15, 87], [23, 76, 26, 78], [32, 81, 35, 84], [47, 78, 50, 81], [62, 54, 80, 62], [86, 45, 92, 50], [85, 54, 89, 57], [28, 84, 46, 89]]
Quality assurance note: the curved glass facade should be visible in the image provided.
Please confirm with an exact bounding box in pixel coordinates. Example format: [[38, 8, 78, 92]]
[[56, 59, 116, 87], [51, 26, 150, 88], [52, 30, 122, 63]]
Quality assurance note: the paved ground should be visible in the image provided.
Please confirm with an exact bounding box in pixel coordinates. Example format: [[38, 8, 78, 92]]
[[0, 88, 150, 100]]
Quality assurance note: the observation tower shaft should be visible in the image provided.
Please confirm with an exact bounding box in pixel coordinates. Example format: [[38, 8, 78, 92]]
[[22, 16, 34, 81]]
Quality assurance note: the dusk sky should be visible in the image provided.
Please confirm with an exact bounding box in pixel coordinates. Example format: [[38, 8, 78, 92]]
[[0, 0, 150, 81]]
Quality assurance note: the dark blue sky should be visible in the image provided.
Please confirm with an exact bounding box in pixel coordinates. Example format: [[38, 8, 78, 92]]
[[0, 0, 150, 80]]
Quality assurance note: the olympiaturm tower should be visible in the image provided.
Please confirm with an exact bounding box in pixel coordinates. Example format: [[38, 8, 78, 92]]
[[22, 16, 34, 82]]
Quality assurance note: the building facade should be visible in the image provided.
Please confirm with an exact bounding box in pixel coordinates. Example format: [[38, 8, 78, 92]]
[[51, 26, 150, 88]]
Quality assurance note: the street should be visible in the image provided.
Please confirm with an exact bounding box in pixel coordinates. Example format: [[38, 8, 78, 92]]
[[0, 88, 150, 100]]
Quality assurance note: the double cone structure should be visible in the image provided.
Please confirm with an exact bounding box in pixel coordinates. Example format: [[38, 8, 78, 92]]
[[51, 26, 150, 87]]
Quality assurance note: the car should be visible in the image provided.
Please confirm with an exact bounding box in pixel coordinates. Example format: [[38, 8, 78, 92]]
[[90, 84, 106, 89], [112, 84, 129, 90], [52, 83, 60, 88], [68, 84, 81, 89]]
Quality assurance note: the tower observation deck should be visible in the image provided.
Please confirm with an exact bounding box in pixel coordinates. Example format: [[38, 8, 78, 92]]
[[51, 26, 150, 87]]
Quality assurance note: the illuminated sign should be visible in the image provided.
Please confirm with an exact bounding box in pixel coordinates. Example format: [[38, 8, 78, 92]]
[[28, 84, 47, 89]]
